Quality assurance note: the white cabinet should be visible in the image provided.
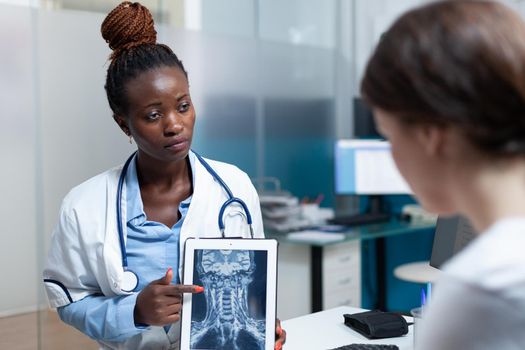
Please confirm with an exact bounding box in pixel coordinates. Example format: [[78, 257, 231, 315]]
[[277, 244, 312, 319], [277, 240, 361, 319], [322, 241, 361, 309]]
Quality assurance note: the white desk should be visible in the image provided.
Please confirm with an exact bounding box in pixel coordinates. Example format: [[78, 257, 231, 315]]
[[270, 220, 435, 317], [281, 306, 414, 350]]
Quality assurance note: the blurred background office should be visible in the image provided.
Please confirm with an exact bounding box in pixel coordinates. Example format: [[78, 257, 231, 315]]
[[2, 0, 525, 348]]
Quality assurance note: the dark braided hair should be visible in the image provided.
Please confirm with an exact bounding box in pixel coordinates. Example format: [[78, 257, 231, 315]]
[[101, 1, 188, 117]]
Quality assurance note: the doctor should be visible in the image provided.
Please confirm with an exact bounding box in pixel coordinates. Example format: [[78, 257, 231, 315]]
[[43, 2, 286, 349]]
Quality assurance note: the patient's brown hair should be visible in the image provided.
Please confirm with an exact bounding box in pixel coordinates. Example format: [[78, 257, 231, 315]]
[[361, 0, 525, 156]]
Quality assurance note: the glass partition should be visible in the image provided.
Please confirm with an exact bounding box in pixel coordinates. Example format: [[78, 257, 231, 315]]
[[35, 5, 139, 349], [0, 0, 339, 348], [0, 3, 39, 349]]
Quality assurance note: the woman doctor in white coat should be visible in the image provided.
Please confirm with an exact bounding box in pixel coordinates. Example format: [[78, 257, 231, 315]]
[[43, 2, 286, 349]]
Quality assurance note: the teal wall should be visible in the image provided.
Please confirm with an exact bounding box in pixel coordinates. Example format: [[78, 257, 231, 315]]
[[361, 228, 435, 313], [360, 195, 436, 312], [194, 96, 337, 207], [264, 137, 335, 207], [264, 98, 336, 207], [192, 95, 258, 177]]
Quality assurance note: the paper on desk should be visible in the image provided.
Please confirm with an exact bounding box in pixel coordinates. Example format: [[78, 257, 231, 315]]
[[287, 230, 345, 243]]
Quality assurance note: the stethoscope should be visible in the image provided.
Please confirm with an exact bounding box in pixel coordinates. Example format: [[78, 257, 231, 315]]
[[117, 151, 254, 292]]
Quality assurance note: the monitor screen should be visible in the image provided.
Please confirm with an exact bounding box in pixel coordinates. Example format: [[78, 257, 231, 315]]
[[354, 97, 380, 138], [334, 139, 412, 195], [430, 215, 477, 269]]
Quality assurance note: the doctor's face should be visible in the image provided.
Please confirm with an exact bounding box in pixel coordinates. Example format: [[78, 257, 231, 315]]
[[117, 66, 195, 163]]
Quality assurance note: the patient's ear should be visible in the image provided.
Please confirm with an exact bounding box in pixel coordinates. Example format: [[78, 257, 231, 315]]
[[416, 124, 446, 157], [113, 114, 130, 136]]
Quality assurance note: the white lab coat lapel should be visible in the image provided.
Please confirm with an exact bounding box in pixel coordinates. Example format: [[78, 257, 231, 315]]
[[101, 165, 130, 296]]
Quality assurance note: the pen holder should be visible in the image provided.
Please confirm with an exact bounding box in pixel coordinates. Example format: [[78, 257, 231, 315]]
[[410, 306, 424, 349], [300, 204, 334, 225]]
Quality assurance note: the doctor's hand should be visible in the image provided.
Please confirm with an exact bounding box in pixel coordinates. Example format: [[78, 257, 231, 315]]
[[275, 318, 287, 350], [133, 267, 204, 326]]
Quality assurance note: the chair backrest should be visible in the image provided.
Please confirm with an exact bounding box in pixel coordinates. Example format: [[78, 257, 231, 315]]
[[430, 215, 477, 269]]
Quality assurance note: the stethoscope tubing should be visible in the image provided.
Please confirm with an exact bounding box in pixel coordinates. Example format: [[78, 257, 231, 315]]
[[192, 152, 253, 232], [116, 151, 137, 269], [116, 150, 253, 273]]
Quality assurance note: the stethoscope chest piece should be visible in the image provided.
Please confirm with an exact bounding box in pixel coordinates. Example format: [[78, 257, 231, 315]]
[[121, 270, 139, 292]]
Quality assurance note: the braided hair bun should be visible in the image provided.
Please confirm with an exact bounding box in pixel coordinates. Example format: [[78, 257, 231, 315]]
[[101, 1, 187, 118], [101, 1, 157, 60]]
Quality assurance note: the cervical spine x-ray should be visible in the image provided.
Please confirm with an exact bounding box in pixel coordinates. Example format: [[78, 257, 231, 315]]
[[190, 249, 267, 350]]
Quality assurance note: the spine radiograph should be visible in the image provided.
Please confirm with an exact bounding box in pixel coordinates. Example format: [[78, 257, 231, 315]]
[[191, 249, 266, 349]]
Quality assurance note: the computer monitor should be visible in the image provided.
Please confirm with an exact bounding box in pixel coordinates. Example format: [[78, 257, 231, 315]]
[[334, 139, 412, 195], [353, 97, 381, 138], [430, 215, 477, 269]]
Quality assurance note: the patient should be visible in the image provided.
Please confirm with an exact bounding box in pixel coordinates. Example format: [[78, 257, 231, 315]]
[[361, 1, 525, 349]]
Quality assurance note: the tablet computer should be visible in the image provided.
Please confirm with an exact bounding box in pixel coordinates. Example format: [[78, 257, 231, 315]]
[[180, 238, 278, 350]]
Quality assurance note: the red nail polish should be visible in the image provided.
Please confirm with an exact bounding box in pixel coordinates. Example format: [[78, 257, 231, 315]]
[[275, 343, 282, 350], [195, 286, 204, 293]]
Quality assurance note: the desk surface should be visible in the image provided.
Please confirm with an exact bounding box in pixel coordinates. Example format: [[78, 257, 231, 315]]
[[268, 219, 435, 246], [282, 306, 414, 350]]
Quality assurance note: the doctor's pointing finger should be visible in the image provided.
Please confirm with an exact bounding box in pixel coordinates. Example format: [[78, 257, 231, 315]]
[[134, 268, 204, 326]]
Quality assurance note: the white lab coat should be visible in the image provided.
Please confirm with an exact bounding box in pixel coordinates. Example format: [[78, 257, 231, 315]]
[[43, 152, 264, 349]]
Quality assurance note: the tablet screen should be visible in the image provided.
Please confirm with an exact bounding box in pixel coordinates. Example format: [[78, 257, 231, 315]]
[[181, 239, 277, 350]]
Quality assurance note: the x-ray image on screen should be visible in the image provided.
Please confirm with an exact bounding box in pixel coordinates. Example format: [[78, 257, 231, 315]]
[[190, 249, 267, 350]]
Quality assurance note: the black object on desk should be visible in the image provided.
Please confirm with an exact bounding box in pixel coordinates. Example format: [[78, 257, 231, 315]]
[[343, 310, 408, 339], [329, 344, 399, 350]]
